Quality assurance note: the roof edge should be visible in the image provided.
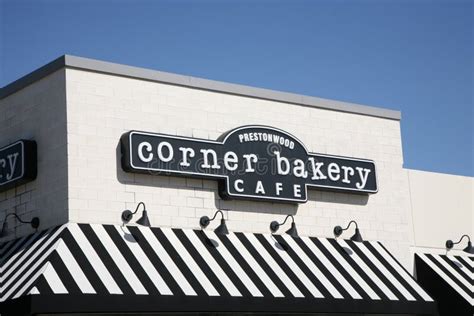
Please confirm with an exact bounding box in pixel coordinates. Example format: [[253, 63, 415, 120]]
[[0, 55, 66, 99], [1, 55, 401, 120]]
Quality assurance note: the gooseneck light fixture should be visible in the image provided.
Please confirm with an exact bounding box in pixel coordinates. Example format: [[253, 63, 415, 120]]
[[200, 210, 229, 235], [121, 202, 151, 227], [270, 215, 299, 238], [333, 220, 363, 242], [0, 213, 40, 238], [446, 235, 474, 254]]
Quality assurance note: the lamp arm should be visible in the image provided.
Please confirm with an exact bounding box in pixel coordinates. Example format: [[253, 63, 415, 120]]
[[131, 202, 146, 215], [342, 220, 358, 231], [2, 213, 30, 224], [209, 210, 224, 221], [278, 215, 294, 226], [452, 234, 470, 245]]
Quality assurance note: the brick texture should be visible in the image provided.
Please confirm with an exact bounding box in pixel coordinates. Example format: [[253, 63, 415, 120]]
[[64, 69, 413, 268], [0, 70, 68, 242]]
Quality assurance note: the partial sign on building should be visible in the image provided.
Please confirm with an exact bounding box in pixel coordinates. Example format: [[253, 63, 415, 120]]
[[0, 140, 37, 192], [121, 126, 377, 203]]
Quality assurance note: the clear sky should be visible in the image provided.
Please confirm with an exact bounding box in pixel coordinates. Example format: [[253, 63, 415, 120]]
[[1, 0, 472, 176]]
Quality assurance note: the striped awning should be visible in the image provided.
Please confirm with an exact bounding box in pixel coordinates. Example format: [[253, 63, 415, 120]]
[[415, 253, 473, 316], [1, 223, 436, 315]]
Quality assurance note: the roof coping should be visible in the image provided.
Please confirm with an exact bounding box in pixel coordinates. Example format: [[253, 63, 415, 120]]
[[0, 55, 401, 120]]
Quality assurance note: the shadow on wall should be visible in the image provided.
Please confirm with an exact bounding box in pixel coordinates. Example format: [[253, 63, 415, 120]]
[[115, 142, 369, 217]]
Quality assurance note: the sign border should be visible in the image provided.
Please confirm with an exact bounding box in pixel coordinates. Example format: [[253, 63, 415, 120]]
[[122, 125, 378, 203]]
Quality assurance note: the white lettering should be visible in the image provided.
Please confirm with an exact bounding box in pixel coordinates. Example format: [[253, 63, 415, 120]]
[[138, 142, 153, 163], [293, 184, 302, 198], [356, 167, 371, 189], [234, 179, 244, 192], [0, 158, 5, 180], [341, 166, 355, 184], [179, 147, 195, 167], [224, 151, 238, 171], [200, 149, 221, 169], [243, 154, 258, 172], [157, 142, 174, 162], [255, 181, 265, 194], [275, 182, 283, 196], [309, 158, 327, 180], [293, 159, 308, 178], [327, 163, 340, 181], [275, 151, 290, 175], [6, 153, 19, 180]]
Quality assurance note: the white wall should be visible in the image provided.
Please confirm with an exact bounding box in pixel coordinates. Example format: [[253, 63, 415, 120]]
[[407, 169, 474, 253], [65, 68, 414, 267], [0, 70, 68, 242]]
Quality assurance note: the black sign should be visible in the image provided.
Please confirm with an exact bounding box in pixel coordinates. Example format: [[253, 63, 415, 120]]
[[121, 126, 377, 203], [0, 140, 37, 192]]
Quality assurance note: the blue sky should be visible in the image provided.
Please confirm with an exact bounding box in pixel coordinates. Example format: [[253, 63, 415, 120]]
[[1, 0, 472, 176]]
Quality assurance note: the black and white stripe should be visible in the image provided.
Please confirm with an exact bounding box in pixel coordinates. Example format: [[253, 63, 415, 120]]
[[1, 223, 435, 311], [415, 253, 473, 307]]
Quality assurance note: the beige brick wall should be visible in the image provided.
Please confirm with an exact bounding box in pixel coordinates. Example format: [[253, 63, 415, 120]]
[[65, 68, 413, 267], [408, 170, 473, 249], [0, 70, 68, 242]]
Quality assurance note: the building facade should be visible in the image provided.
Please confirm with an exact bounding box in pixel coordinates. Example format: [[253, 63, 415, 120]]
[[0, 56, 472, 315]]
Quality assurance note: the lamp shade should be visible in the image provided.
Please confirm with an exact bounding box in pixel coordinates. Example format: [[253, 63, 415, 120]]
[[463, 241, 474, 254], [136, 210, 151, 227], [214, 218, 229, 235], [350, 228, 363, 242], [285, 222, 299, 238]]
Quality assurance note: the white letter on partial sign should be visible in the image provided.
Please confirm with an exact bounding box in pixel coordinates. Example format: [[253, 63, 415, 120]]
[[0, 158, 5, 180], [7, 153, 19, 180]]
